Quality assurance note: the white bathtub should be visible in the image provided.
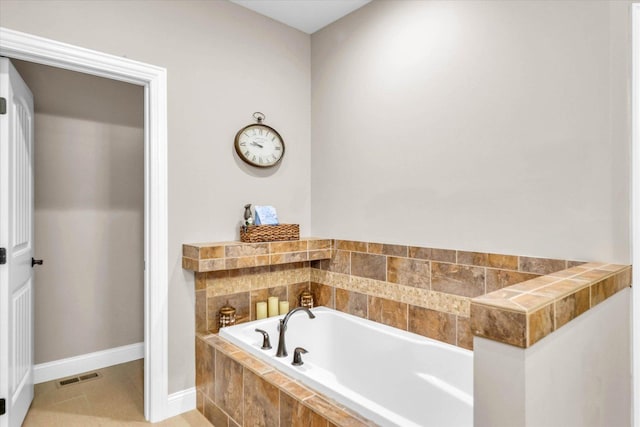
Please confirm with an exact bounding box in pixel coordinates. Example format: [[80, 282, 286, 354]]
[[219, 306, 473, 427]]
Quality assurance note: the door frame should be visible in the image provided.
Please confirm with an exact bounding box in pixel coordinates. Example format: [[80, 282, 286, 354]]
[[633, 4, 640, 427], [0, 27, 169, 422]]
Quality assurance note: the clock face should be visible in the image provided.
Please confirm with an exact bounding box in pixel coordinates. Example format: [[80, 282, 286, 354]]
[[234, 124, 285, 168]]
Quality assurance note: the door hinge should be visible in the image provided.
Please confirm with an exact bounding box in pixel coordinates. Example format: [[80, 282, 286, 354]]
[[0, 398, 5, 416], [0, 248, 6, 265], [0, 97, 6, 115]]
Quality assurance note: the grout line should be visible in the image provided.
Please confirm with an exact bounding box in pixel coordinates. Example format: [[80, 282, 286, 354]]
[[301, 392, 315, 402], [405, 304, 409, 331], [385, 254, 389, 283], [366, 294, 369, 319], [483, 267, 487, 294], [525, 313, 530, 347], [455, 315, 459, 346], [332, 284, 336, 309], [277, 382, 281, 427], [241, 366, 245, 426]]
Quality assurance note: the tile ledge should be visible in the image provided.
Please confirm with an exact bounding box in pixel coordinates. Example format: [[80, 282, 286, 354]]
[[185, 237, 330, 248], [471, 263, 631, 348], [182, 237, 334, 272], [471, 263, 630, 313]]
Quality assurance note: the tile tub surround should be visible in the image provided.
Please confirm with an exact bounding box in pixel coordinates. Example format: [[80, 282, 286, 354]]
[[470, 263, 632, 348], [308, 240, 583, 350], [182, 238, 333, 272], [196, 333, 373, 427], [188, 239, 631, 426], [188, 238, 585, 349]]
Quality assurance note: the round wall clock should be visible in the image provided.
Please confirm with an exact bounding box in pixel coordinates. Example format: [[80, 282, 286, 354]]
[[234, 112, 285, 168]]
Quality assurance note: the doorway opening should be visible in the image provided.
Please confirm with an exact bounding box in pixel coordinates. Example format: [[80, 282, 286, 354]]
[[0, 27, 169, 422], [11, 58, 146, 422]]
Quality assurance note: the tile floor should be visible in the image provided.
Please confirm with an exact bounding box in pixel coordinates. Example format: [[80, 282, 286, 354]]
[[23, 360, 211, 426]]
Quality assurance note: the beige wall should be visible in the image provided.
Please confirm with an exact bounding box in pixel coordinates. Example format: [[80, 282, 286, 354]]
[[11, 60, 145, 364], [0, 0, 311, 393], [311, 0, 632, 264]]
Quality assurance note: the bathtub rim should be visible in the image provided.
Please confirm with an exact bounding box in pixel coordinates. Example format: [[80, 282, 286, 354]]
[[220, 306, 473, 358]]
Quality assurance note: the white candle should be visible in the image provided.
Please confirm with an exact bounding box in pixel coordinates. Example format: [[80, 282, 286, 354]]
[[279, 301, 290, 315], [268, 297, 279, 317], [256, 302, 267, 320]]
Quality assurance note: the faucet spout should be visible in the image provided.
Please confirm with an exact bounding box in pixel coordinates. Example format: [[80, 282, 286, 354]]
[[275, 306, 315, 358]]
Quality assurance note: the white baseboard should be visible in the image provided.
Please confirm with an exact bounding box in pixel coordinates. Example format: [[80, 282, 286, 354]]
[[34, 342, 144, 384], [166, 387, 196, 419]]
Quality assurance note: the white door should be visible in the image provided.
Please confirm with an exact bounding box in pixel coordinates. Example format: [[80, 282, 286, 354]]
[[0, 57, 35, 427]]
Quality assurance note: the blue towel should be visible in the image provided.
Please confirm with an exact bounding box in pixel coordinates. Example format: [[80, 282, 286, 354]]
[[254, 206, 279, 225]]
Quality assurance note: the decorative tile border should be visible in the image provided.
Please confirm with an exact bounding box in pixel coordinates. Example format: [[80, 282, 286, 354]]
[[310, 269, 470, 317], [196, 333, 374, 427], [202, 265, 311, 297], [183, 238, 332, 272], [470, 263, 632, 348]]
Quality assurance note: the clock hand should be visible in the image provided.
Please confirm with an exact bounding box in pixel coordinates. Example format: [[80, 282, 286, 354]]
[[250, 141, 264, 148]]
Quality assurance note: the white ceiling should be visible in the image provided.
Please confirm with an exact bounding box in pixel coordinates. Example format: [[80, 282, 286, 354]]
[[229, 0, 371, 34]]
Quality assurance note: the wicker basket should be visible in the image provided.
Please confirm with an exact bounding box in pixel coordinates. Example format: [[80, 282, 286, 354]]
[[240, 224, 300, 243]]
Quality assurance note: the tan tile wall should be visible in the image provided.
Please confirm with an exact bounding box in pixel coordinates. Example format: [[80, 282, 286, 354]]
[[196, 238, 580, 351], [196, 334, 372, 427], [307, 239, 580, 350]]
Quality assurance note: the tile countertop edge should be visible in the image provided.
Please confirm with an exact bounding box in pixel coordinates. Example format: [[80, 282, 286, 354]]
[[470, 263, 632, 348]]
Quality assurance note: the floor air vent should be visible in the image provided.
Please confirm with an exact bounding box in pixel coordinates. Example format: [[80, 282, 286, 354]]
[[78, 372, 99, 381], [57, 371, 102, 388]]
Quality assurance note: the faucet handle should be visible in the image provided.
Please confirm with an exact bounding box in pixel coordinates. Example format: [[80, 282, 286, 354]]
[[254, 329, 272, 350], [292, 347, 308, 366]]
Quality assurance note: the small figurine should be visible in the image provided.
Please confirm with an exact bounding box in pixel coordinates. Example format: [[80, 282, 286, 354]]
[[243, 204, 254, 226]]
